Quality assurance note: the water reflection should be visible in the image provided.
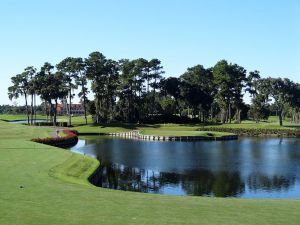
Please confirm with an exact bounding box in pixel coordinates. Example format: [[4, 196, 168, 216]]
[[247, 173, 295, 191], [72, 136, 300, 198], [89, 162, 298, 197]]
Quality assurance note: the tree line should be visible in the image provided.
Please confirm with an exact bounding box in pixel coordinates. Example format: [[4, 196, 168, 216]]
[[7, 51, 300, 126]]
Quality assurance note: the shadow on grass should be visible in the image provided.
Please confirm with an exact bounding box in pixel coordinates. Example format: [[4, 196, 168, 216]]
[[74, 122, 161, 129], [283, 125, 300, 129], [177, 122, 222, 127]]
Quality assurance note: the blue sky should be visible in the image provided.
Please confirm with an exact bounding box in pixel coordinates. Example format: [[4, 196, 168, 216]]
[[0, 0, 299, 105]]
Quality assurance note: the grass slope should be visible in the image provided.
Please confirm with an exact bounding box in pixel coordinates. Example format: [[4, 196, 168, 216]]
[[2, 114, 299, 134], [140, 129, 231, 137], [0, 119, 300, 224], [203, 116, 300, 130]]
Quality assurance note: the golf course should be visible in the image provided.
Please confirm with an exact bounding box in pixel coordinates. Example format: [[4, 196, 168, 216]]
[[1, 1, 300, 224], [0, 115, 300, 225]]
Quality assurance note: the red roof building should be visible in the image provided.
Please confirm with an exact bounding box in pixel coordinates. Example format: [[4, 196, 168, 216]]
[[56, 103, 84, 116]]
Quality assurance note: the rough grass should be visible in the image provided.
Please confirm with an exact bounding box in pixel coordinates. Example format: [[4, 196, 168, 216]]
[[203, 116, 300, 130], [0, 119, 300, 224]]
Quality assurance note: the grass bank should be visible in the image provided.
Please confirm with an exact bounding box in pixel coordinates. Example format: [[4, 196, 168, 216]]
[[0, 119, 300, 224], [1, 114, 300, 137], [139, 129, 231, 137]]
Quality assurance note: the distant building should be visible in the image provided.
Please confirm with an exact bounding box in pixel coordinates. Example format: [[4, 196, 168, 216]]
[[56, 103, 84, 116]]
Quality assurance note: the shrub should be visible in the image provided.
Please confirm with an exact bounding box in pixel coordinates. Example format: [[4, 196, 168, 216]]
[[200, 127, 300, 137], [31, 129, 78, 148]]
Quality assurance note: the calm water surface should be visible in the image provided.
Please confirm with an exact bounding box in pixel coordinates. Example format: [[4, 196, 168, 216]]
[[71, 136, 300, 198], [9, 119, 48, 124]]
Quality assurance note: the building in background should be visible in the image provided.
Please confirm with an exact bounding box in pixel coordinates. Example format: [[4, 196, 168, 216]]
[[56, 102, 84, 116]]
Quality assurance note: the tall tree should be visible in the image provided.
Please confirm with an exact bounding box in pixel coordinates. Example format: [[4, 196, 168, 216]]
[[103, 59, 120, 121], [160, 77, 181, 114], [24, 66, 37, 124], [57, 57, 79, 126], [118, 59, 137, 122], [8, 73, 30, 124], [246, 72, 271, 122], [85, 52, 108, 123], [180, 65, 214, 121], [50, 72, 68, 124], [290, 83, 300, 123], [213, 60, 246, 123], [149, 59, 164, 114], [37, 62, 55, 122], [268, 78, 295, 126], [230, 64, 247, 123], [246, 70, 261, 97], [212, 60, 233, 123], [75, 58, 89, 125]]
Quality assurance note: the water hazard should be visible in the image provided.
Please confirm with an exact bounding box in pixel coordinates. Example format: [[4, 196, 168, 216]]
[[71, 136, 300, 198]]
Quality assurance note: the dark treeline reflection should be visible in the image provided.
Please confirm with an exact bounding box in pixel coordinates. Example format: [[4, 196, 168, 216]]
[[247, 173, 295, 191], [89, 162, 295, 197], [90, 163, 245, 197], [73, 137, 300, 197]]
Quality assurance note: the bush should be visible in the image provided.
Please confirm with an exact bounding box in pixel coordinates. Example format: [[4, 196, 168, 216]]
[[31, 130, 78, 148], [200, 127, 300, 137]]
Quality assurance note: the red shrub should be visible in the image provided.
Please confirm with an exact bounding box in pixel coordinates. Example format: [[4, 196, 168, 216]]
[[31, 130, 78, 147]]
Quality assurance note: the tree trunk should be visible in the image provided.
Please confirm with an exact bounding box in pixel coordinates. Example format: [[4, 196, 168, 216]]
[[34, 94, 37, 123], [82, 81, 88, 125], [95, 95, 99, 124], [153, 80, 156, 113], [45, 101, 49, 122], [69, 84, 72, 126], [30, 94, 34, 125], [221, 109, 225, 124], [237, 109, 241, 124], [279, 110, 283, 126], [223, 109, 228, 124], [24, 93, 29, 125], [210, 106, 213, 122], [97, 94, 102, 124], [228, 103, 232, 124], [54, 99, 58, 125], [49, 100, 53, 125], [83, 96, 87, 125]]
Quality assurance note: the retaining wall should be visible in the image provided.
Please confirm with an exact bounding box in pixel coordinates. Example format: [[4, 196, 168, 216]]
[[108, 131, 238, 141]]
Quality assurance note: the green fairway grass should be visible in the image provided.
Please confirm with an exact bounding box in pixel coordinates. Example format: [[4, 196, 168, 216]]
[[139, 129, 231, 137], [1, 114, 300, 136], [0, 119, 300, 225], [0, 114, 48, 121], [202, 116, 300, 130]]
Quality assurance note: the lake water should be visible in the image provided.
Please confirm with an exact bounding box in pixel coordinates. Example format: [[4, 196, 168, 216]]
[[9, 119, 48, 124], [71, 136, 300, 198]]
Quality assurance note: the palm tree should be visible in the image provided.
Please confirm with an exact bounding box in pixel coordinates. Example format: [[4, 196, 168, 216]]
[[24, 66, 37, 124], [8, 73, 30, 124]]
